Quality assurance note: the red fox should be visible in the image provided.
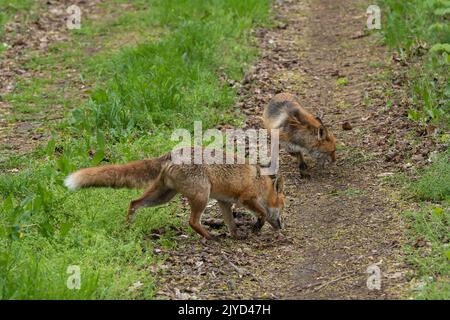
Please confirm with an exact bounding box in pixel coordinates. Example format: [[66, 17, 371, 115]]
[[65, 149, 285, 240], [263, 93, 336, 172]]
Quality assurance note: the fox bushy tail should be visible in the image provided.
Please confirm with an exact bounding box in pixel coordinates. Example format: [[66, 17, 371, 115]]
[[64, 154, 170, 190]]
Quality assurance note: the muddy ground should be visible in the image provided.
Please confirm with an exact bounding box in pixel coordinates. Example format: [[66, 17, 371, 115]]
[[153, 0, 425, 300]]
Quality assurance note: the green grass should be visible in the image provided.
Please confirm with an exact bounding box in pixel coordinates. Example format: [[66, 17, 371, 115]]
[[379, 0, 450, 299], [0, 0, 270, 299], [336, 77, 348, 86], [0, 0, 38, 56], [2, 1, 162, 128], [0, 0, 33, 39], [379, 0, 450, 127], [401, 151, 450, 299], [412, 150, 450, 202], [69, 0, 268, 138], [403, 203, 449, 300]]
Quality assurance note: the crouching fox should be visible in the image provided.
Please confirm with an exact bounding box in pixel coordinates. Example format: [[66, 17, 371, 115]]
[[263, 93, 336, 172], [64, 149, 285, 240]]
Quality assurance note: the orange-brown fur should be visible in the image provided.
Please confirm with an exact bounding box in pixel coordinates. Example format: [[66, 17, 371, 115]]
[[263, 93, 336, 171], [65, 149, 285, 240], [68, 153, 171, 189]]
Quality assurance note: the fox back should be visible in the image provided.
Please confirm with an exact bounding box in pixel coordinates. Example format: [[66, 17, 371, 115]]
[[161, 162, 285, 227], [263, 93, 336, 166]]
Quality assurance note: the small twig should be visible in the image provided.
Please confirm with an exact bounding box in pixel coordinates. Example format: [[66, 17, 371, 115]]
[[221, 251, 260, 283], [294, 271, 358, 292], [222, 252, 244, 275], [312, 272, 356, 292]]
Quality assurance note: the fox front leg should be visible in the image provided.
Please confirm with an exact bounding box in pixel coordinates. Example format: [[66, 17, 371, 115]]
[[240, 198, 266, 233], [295, 152, 312, 179], [252, 217, 265, 233], [297, 152, 308, 171], [218, 201, 243, 239], [287, 148, 308, 173]]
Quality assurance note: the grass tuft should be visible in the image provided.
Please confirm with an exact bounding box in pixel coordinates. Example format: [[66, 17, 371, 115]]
[[412, 150, 450, 202], [402, 150, 450, 299], [379, 0, 450, 127]]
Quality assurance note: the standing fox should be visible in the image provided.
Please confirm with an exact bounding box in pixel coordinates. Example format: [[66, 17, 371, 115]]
[[64, 149, 285, 240], [263, 93, 336, 172]]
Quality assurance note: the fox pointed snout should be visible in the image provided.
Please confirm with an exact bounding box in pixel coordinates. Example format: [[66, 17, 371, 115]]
[[268, 214, 283, 230]]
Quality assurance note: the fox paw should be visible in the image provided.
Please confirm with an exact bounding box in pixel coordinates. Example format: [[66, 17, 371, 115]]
[[252, 221, 263, 233], [298, 162, 308, 171], [204, 232, 224, 242]]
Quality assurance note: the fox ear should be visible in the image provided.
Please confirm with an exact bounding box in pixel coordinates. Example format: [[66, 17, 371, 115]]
[[273, 175, 284, 194], [317, 126, 327, 141]]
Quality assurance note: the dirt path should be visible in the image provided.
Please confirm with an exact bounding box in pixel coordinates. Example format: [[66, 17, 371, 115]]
[[153, 0, 414, 299]]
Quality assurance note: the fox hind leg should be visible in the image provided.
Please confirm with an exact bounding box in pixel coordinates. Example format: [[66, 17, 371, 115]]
[[127, 184, 177, 224], [297, 151, 308, 171]]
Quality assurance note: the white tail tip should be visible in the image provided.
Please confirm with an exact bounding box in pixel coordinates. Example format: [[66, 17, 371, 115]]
[[64, 173, 80, 191]]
